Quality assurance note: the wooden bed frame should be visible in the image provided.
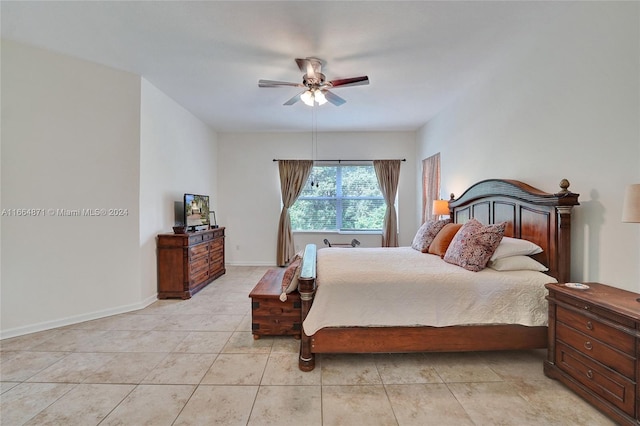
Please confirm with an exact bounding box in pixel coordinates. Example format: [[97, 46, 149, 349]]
[[298, 178, 580, 371]]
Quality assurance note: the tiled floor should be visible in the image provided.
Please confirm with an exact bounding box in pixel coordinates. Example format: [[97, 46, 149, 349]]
[[1, 266, 615, 425]]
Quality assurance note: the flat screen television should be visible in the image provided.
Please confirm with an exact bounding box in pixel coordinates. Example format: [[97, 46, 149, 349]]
[[184, 193, 210, 232]]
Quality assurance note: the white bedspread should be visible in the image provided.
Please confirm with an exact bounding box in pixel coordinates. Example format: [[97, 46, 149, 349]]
[[302, 247, 555, 335]]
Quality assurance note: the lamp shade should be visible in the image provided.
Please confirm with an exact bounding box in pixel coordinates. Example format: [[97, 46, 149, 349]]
[[433, 199, 450, 216], [622, 184, 640, 223]]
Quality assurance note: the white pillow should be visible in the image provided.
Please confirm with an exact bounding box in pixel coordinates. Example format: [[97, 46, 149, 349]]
[[490, 237, 542, 261], [488, 255, 548, 272]]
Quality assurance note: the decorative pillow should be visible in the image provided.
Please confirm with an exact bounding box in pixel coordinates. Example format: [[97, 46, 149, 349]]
[[411, 219, 451, 253], [443, 218, 506, 272], [428, 223, 463, 257], [490, 237, 543, 261], [280, 256, 302, 301], [488, 255, 548, 272]]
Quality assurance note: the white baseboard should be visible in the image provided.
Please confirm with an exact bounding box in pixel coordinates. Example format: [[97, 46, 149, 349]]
[[0, 294, 158, 340]]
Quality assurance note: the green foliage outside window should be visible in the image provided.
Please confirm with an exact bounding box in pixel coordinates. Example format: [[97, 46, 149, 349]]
[[290, 165, 386, 231]]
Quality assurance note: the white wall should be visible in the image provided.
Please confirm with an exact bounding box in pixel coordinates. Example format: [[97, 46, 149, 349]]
[[1, 40, 142, 337], [0, 42, 219, 338], [416, 2, 640, 291], [139, 79, 218, 300], [218, 131, 416, 265]]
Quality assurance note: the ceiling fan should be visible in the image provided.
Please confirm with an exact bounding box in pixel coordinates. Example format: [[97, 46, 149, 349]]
[[258, 57, 369, 107]]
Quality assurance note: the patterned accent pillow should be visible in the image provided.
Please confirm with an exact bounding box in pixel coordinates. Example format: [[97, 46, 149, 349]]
[[411, 219, 451, 253], [443, 218, 506, 271], [281, 256, 302, 295]]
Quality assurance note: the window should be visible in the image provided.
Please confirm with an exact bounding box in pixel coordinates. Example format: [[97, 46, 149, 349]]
[[290, 164, 386, 231]]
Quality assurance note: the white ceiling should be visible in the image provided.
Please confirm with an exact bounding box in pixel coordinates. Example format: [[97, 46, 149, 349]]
[[1, 1, 565, 132]]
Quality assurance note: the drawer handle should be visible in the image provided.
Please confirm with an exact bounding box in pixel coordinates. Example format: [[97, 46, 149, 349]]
[[586, 370, 594, 379], [584, 341, 593, 351], [585, 321, 593, 330], [583, 305, 590, 310]]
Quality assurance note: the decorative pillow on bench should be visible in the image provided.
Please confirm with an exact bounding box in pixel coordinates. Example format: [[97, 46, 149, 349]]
[[280, 254, 302, 301]]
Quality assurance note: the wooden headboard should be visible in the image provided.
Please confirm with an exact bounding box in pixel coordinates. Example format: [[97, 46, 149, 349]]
[[448, 179, 579, 283]]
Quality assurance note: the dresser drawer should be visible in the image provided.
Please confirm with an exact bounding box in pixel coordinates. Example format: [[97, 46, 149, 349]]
[[556, 341, 636, 416], [189, 256, 209, 274], [556, 321, 636, 378], [188, 243, 209, 259], [557, 306, 635, 354]]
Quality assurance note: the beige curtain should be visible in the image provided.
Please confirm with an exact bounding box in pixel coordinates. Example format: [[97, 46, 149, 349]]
[[373, 160, 401, 247], [277, 160, 313, 266], [422, 153, 441, 223]]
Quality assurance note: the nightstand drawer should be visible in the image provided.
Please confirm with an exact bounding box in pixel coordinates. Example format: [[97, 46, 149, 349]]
[[557, 321, 635, 378], [557, 341, 635, 416], [557, 306, 635, 354]]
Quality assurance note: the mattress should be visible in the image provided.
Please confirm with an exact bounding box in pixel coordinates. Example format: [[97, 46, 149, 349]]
[[302, 247, 555, 335]]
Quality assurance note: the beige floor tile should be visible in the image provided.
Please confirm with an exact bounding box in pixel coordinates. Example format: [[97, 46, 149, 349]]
[[141, 353, 217, 384], [0, 351, 69, 381], [83, 352, 167, 384], [510, 379, 617, 425], [29, 329, 109, 352], [0, 329, 65, 351], [322, 385, 397, 426], [1, 381, 20, 394], [447, 381, 544, 425], [26, 352, 114, 383], [261, 352, 322, 386], [375, 353, 443, 384], [385, 383, 474, 426], [426, 351, 503, 383], [248, 385, 322, 425], [321, 353, 382, 385], [153, 314, 244, 331], [222, 331, 274, 354], [0, 382, 75, 425], [174, 385, 257, 426], [172, 331, 232, 353], [478, 349, 548, 381], [200, 353, 269, 385], [100, 384, 194, 426], [270, 336, 301, 353], [23, 383, 133, 425], [123, 330, 189, 352]]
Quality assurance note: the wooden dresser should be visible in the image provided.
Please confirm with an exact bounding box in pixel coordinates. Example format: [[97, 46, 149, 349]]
[[157, 227, 225, 299], [544, 282, 640, 425], [249, 268, 301, 339]]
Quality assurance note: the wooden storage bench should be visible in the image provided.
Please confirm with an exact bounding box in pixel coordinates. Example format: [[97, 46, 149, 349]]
[[249, 268, 301, 339]]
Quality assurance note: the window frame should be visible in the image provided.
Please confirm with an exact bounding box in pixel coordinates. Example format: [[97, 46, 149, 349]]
[[291, 163, 387, 233]]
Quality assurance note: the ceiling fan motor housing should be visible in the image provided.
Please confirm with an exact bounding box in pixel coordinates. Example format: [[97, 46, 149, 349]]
[[303, 73, 326, 88]]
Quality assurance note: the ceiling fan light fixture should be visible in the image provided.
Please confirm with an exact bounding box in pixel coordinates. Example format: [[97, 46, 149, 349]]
[[314, 89, 327, 105], [300, 90, 315, 106]]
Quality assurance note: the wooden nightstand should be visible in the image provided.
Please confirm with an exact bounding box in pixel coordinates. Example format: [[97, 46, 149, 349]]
[[544, 282, 640, 425], [249, 268, 301, 339]]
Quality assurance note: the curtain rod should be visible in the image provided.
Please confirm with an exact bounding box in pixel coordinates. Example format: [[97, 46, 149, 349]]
[[272, 159, 406, 162]]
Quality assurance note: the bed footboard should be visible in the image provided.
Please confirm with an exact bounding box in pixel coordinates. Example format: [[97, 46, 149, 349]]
[[298, 243, 317, 371]]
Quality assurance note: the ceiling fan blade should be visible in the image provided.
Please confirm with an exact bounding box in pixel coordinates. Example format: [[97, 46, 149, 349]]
[[258, 79, 303, 88], [323, 90, 346, 106], [283, 92, 303, 106], [328, 76, 369, 88]]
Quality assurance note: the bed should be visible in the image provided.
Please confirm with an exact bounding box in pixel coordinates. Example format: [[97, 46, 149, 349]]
[[297, 178, 580, 371]]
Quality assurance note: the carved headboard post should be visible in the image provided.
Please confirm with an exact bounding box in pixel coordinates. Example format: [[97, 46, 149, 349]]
[[555, 179, 578, 283]]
